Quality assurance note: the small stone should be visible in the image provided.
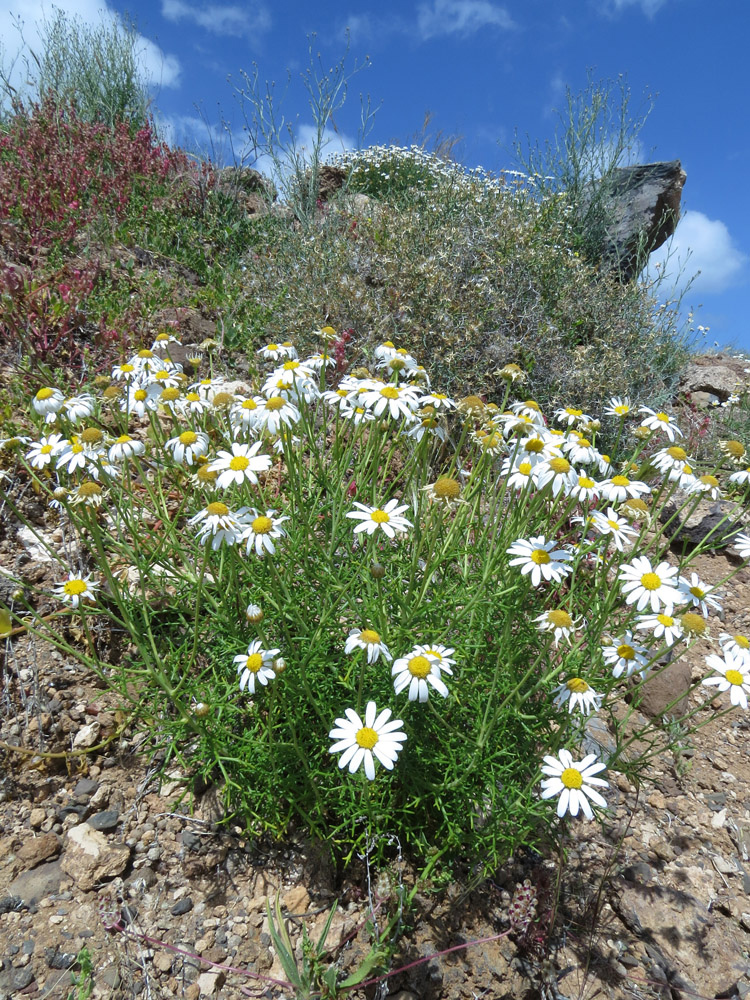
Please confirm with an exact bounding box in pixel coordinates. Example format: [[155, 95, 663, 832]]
[[29, 808, 46, 829], [171, 897, 193, 916], [283, 885, 311, 915], [73, 722, 101, 748], [741, 913, 750, 933], [712, 808, 728, 829], [197, 971, 225, 994], [181, 831, 201, 851], [0, 966, 35, 992], [74, 778, 100, 797], [87, 810, 120, 832], [153, 952, 173, 973], [647, 791, 666, 810], [16, 833, 61, 870], [60, 823, 131, 892], [712, 855, 735, 875]]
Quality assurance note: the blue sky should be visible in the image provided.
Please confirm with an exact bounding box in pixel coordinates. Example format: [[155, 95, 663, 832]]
[[2, 0, 748, 352]]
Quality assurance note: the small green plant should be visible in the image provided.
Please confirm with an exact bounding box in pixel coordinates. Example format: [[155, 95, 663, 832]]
[[67, 945, 94, 1000]]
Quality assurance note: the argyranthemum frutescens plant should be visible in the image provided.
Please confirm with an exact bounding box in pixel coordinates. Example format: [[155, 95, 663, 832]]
[[5, 330, 750, 867]]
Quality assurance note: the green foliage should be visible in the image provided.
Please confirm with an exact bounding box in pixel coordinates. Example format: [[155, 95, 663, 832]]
[[2, 8, 151, 131], [67, 946, 94, 1000]]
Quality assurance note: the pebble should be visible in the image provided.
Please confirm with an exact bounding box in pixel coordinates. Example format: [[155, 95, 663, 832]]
[[73, 778, 100, 797], [171, 897, 193, 916], [87, 810, 120, 832], [29, 808, 46, 829]]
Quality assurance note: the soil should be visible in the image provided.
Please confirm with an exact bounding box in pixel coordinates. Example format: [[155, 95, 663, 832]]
[[3, 457, 750, 1000]]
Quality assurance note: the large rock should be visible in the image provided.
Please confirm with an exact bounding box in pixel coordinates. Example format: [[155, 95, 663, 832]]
[[594, 160, 686, 281], [679, 353, 750, 404]]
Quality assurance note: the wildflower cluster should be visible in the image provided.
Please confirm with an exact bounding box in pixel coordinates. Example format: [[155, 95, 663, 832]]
[[8, 331, 749, 864]]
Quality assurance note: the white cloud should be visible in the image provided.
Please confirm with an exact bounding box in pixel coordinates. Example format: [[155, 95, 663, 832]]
[[649, 210, 748, 295], [604, 0, 670, 16], [0, 0, 181, 94], [297, 123, 356, 158], [417, 0, 514, 40], [161, 0, 270, 38]]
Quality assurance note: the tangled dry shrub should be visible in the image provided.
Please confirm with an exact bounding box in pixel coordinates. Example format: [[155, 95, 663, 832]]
[[239, 146, 692, 416]]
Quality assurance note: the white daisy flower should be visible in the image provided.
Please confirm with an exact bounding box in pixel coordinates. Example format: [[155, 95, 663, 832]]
[[589, 508, 638, 551], [55, 439, 96, 476], [678, 573, 722, 615], [328, 701, 407, 780], [688, 474, 722, 500], [507, 536, 573, 588], [257, 341, 297, 361], [719, 632, 750, 663], [360, 383, 422, 421], [111, 362, 139, 381], [729, 467, 750, 486], [61, 394, 96, 422], [411, 643, 456, 670], [603, 397, 632, 418], [33, 387, 64, 419], [346, 499, 412, 538], [603, 633, 650, 678], [237, 508, 289, 557], [340, 403, 375, 425], [164, 429, 210, 466], [209, 441, 272, 489], [618, 556, 682, 613], [553, 678, 602, 716], [505, 459, 535, 491], [254, 395, 301, 435], [563, 435, 600, 466], [129, 348, 163, 374], [598, 474, 651, 505], [151, 331, 181, 350], [535, 609, 579, 646], [304, 352, 335, 371], [234, 640, 280, 694], [540, 749, 609, 819], [26, 434, 65, 469], [732, 533, 750, 560], [635, 612, 684, 647], [702, 650, 750, 709], [651, 445, 691, 475], [120, 382, 160, 419], [532, 457, 578, 496], [189, 501, 244, 549], [392, 648, 451, 702], [179, 391, 212, 418], [345, 627, 392, 663], [569, 473, 600, 504], [108, 434, 145, 463], [667, 463, 697, 489], [638, 406, 683, 441], [554, 406, 591, 428], [509, 399, 545, 423], [54, 572, 98, 608], [419, 391, 455, 411]]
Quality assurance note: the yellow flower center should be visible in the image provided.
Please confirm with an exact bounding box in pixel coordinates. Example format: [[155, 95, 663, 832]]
[[726, 669, 745, 687], [566, 678, 589, 693], [548, 457, 570, 474], [640, 572, 662, 591], [656, 412, 670, 422], [612, 475, 629, 487], [179, 431, 198, 445], [266, 343, 278, 351], [667, 446, 687, 461], [617, 644, 635, 660], [566, 408, 582, 417], [389, 357, 406, 371], [359, 629, 381, 645], [656, 614, 674, 627], [614, 404, 629, 415], [80, 428, 102, 444], [606, 519, 620, 530], [40, 444, 52, 455], [525, 438, 545, 453], [78, 481, 102, 497], [407, 655, 432, 678], [265, 396, 286, 411], [64, 579, 87, 596], [681, 613, 706, 635], [120, 364, 135, 373], [523, 400, 540, 411], [734, 634, 750, 649], [155, 370, 171, 380], [433, 477, 461, 499], [700, 475, 719, 487], [197, 465, 217, 482], [70, 443, 84, 454], [371, 509, 390, 523], [240, 398, 257, 409], [252, 516, 273, 534], [560, 767, 583, 790], [134, 389, 147, 402], [531, 548, 551, 565], [689, 585, 705, 599], [519, 462, 533, 476], [548, 610, 573, 628], [137, 349, 154, 358], [230, 456, 250, 471], [36, 387, 54, 400], [578, 438, 591, 448], [161, 387, 180, 401], [724, 440, 745, 457], [380, 386, 400, 400], [282, 360, 300, 371], [355, 727, 379, 750], [115, 434, 132, 444], [206, 502, 229, 516], [245, 653, 263, 674], [212, 392, 234, 407]]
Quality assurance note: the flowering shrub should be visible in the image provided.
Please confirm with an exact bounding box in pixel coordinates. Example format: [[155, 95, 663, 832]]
[[0, 94, 189, 254], [6, 331, 748, 868]]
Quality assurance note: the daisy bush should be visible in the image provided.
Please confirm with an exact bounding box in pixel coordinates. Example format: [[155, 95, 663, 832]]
[[5, 331, 749, 869]]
